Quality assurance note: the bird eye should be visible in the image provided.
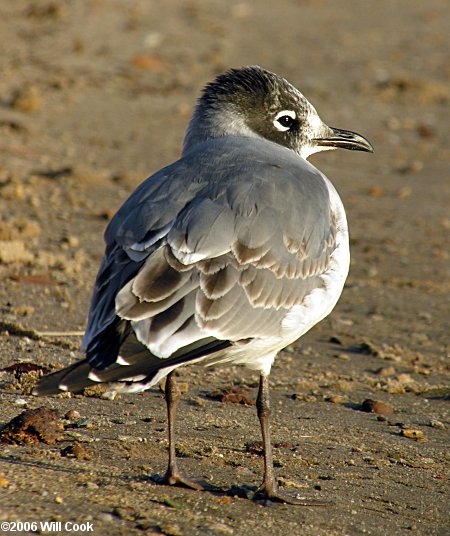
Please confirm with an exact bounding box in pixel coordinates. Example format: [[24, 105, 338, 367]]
[[273, 110, 296, 132]]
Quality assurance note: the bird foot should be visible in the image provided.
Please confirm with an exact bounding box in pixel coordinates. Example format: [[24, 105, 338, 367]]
[[253, 484, 328, 506], [154, 470, 204, 491]]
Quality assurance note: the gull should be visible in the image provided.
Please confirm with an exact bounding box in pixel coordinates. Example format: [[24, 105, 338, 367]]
[[34, 66, 373, 504]]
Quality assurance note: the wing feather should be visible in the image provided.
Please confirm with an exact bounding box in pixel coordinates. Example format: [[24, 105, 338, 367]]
[[81, 137, 337, 376]]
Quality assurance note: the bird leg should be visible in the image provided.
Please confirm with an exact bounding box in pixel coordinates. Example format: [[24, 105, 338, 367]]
[[255, 373, 326, 505], [161, 371, 203, 490]]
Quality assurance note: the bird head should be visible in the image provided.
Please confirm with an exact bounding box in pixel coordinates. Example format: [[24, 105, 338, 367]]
[[183, 66, 373, 159]]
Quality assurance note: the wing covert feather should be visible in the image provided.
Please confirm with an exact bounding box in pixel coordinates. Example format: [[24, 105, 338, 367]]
[[83, 137, 337, 370]]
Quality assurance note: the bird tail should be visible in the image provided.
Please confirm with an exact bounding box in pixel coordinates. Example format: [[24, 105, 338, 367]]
[[33, 337, 167, 396], [33, 360, 95, 395], [33, 335, 232, 396]]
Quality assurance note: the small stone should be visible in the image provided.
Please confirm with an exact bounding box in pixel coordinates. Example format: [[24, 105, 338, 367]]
[[396, 373, 412, 383], [333, 353, 349, 360], [159, 523, 182, 536], [377, 366, 396, 377], [62, 235, 80, 248], [205, 522, 234, 535], [60, 442, 93, 460], [361, 399, 394, 415], [368, 186, 384, 197], [97, 513, 115, 523], [417, 123, 434, 138], [64, 410, 81, 420], [277, 476, 308, 490], [143, 31, 163, 49], [112, 506, 137, 522], [97, 208, 116, 221], [0, 475, 10, 488], [11, 305, 35, 317], [54, 496, 63, 504], [207, 386, 255, 405], [11, 86, 43, 112], [397, 186, 412, 198], [398, 160, 423, 174], [72, 418, 91, 428], [0, 240, 34, 264], [131, 54, 165, 71], [401, 429, 425, 440], [177, 382, 189, 394], [187, 396, 206, 407], [328, 395, 345, 404], [245, 440, 264, 456], [429, 420, 445, 430]]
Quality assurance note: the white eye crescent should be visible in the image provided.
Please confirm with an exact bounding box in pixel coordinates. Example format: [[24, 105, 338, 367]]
[[273, 110, 296, 132]]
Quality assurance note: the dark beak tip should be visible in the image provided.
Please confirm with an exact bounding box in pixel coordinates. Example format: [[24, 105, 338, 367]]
[[315, 127, 374, 154], [360, 142, 374, 154]]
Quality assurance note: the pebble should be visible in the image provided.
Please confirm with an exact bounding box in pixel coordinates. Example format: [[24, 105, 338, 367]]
[[159, 523, 183, 536], [328, 395, 345, 404], [188, 396, 206, 407], [72, 418, 91, 428], [429, 420, 445, 430], [368, 186, 384, 197], [361, 399, 394, 415], [401, 429, 426, 440], [143, 31, 162, 48], [130, 54, 165, 72], [396, 373, 412, 383], [11, 86, 43, 112], [60, 442, 93, 460], [96, 513, 115, 523], [377, 366, 396, 377], [205, 522, 234, 534], [112, 506, 136, 521], [64, 410, 81, 420], [62, 235, 80, 248], [207, 386, 255, 405], [0, 240, 34, 264], [111, 418, 136, 425], [333, 353, 349, 360], [417, 123, 434, 138], [397, 186, 412, 198], [398, 160, 423, 174]]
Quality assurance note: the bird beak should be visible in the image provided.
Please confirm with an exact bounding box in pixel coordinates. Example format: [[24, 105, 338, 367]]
[[314, 126, 374, 153]]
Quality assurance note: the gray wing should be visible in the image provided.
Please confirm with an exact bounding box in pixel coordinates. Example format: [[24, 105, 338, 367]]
[[83, 138, 336, 372]]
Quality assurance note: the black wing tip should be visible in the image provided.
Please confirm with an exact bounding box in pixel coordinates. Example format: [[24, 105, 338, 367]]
[[32, 360, 93, 396]]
